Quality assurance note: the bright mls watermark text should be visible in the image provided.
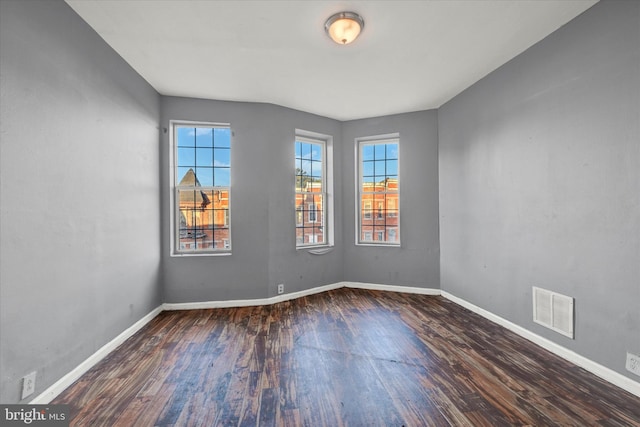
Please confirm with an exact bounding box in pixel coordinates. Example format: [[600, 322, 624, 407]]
[[1, 405, 69, 426]]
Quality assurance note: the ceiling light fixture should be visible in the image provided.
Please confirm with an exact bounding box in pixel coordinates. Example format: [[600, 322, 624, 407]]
[[324, 11, 364, 45]]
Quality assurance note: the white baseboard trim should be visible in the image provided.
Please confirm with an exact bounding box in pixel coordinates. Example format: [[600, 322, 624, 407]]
[[162, 282, 346, 311], [161, 282, 440, 311], [30, 305, 164, 404], [344, 281, 441, 295], [441, 291, 640, 398]]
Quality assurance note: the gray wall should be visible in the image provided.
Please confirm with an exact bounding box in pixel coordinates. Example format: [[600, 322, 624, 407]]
[[439, 0, 639, 380], [342, 111, 440, 288], [160, 98, 344, 302], [0, 0, 161, 403]]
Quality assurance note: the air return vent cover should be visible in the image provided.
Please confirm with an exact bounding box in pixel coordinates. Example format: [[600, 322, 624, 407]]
[[532, 287, 574, 339]]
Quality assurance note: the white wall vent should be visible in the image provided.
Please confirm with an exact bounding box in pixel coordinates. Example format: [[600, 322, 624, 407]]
[[532, 287, 574, 339]]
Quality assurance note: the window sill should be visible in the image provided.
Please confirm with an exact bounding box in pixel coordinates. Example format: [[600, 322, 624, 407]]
[[355, 243, 401, 248], [171, 252, 232, 258], [297, 246, 334, 255]]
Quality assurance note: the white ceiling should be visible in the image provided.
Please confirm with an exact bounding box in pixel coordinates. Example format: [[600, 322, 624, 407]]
[[65, 0, 598, 121]]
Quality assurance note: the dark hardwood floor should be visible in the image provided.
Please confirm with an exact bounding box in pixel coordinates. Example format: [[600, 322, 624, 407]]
[[53, 288, 640, 426]]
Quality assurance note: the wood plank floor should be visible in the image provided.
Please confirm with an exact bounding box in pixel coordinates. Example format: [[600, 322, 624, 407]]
[[53, 288, 640, 426]]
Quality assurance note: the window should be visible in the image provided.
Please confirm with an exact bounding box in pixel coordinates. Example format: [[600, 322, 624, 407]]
[[171, 122, 231, 255], [295, 130, 333, 248], [357, 135, 399, 246]]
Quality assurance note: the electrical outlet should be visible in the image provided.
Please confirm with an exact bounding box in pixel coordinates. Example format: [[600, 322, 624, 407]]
[[626, 352, 640, 376], [277, 284, 284, 295], [21, 371, 36, 399]]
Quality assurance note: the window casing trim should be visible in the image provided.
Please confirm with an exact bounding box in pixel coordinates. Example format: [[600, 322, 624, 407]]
[[295, 129, 334, 251], [169, 120, 232, 256], [355, 133, 400, 247]]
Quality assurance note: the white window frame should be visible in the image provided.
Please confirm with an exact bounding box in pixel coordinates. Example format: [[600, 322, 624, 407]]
[[355, 133, 400, 247], [170, 120, 232, 256], [295, 130, 334, 250]]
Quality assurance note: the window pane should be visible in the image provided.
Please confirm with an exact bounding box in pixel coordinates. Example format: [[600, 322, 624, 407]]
[[300, 143, 311, 158], [214, 128, 230, 147], [213, 191, 230, 211], [196, 148, 213, 166], [195, 128, 213, 147], [362, 145, 374, 161], [213, 230, 231, 249], [296, 157, 302, 174], [177, 167, 194, 185], [177, 147, 195, 167], [309, 180, 322, 193], [214, 148, 230, 167], [313, 193, 323, 222], [310, 160, 322, 180], [361, 177, 375, 194], [299, 160, 310, 177], [311, 145, 322, 162], [386, 143, 398, 159], [387, 159, 398, 175], [295, 205, 303, 225], [195, 167, 213, 186], [214, 168, 230, 186], [362, 161, 374, 177], [199, 190, 213, 210], [178, 189, 197, 209], [308, 203, 317, 222], [198, 210, 214, 229], [176, 127, 195, 147]]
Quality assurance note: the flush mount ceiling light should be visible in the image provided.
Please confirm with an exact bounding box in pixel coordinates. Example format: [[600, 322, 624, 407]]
[[324, 11, 365, 45]]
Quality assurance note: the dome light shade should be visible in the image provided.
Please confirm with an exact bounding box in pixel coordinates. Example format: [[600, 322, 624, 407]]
[[324, 12, 364, 45]]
